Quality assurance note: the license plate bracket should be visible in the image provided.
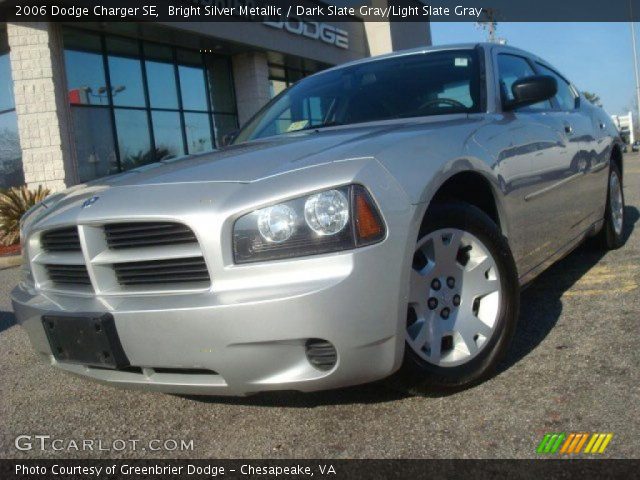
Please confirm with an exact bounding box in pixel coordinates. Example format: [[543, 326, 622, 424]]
[[42, 313, 129, 369]]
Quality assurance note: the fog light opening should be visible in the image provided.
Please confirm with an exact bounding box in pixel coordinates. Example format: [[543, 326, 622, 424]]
[[305, 339, 337, 372]]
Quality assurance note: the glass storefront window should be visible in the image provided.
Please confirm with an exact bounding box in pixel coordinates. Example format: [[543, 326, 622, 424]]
[[152, 111, 185, 159], [146, 60, 179, 109], [0, 52, 15, 111], [179, 64, 208, 111], [114, 109, 152, 170], [178, 49, 208, 111], [207, 56, 236, 113], [106, 37, 145, 108], [71, 107, 117, 182], [62, 28, 239, 181], [184, 112, 212, 153], [0, 111, 24, 188], [63, 31, 108, 106], [145, 44, 178, 110], [0, 32, 24, 189]]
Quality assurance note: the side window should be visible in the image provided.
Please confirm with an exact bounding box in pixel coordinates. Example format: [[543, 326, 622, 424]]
[[536, 63, 577, 111], [497, 54, 552, 110]]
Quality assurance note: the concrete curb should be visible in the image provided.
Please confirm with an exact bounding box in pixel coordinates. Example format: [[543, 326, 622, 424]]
[[0, 255, 21, 269]]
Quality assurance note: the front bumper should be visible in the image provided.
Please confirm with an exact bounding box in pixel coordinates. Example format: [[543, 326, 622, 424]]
[[13, 242, 410, 396], [12, 158, 418, 395]]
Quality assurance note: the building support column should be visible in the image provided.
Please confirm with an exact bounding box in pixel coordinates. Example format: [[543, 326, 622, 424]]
[[363, 1, 431, 56], [7, 22, 76, 191], [231, 51, 271, 127], [363, 22, 394, 56]]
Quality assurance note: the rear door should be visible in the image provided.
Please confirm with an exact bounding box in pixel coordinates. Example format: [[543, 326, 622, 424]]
[[533, 62, 603, 230]]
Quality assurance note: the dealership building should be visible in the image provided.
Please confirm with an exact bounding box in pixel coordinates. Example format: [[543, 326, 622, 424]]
[[0, 2, 431, 191]]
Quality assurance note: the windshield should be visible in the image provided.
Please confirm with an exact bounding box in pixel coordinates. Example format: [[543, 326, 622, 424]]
[[234, 49, 481, 144]]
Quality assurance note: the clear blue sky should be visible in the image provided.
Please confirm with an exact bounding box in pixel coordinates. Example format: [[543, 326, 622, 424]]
[[430, 22, 636, 116]]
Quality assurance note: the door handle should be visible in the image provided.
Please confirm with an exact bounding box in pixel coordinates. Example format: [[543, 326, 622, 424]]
[[564, 124, 573, 134]]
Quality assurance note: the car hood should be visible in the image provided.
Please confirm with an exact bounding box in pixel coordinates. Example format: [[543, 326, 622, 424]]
[[90, 123, 407, 188], [73, 113, 483, 190]]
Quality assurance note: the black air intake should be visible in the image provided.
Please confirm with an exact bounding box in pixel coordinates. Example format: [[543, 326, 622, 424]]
[[113, 257, 210, 286], [45, 264, 91, 286], [40, 227, 81, 252], [104, 222, 198, 249]]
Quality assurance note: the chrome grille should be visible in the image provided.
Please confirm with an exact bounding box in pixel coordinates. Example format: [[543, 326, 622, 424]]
[[113, 257, 210, 286], [44, 264, 91, 286], [104, 222, 198, 249], [40, 227, 81, 252]]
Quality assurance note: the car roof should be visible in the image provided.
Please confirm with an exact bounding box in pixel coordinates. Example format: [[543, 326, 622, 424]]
[[317, 42, 544, 75]]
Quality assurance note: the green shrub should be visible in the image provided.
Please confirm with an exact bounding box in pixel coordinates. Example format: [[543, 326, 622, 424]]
[[0, 185, 50, 246]]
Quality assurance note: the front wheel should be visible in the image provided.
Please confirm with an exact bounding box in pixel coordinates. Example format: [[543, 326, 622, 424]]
[[390, 202, 519, 393]]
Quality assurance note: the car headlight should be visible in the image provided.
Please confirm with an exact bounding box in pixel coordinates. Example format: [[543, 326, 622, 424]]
[[233, 185, 385, 263], [304, 189, 350, 235]]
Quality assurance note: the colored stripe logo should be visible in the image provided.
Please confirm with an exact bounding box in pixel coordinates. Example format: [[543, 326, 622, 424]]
[[536, 433, 613, 454]]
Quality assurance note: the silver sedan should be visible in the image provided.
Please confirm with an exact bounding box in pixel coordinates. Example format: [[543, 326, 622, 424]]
[[12, 43, 625, 395]]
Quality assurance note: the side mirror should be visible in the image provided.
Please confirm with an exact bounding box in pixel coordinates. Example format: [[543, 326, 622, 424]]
[[221, 129, 239, 147], [503, 75, 557, 111]]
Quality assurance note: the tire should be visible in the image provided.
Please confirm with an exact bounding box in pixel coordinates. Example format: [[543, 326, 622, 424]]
[[389, 202, 519, 394], [595, 162, 625, 250]]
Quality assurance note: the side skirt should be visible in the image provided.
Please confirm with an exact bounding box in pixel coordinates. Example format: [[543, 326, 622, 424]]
[[518, 218, 605, 289]]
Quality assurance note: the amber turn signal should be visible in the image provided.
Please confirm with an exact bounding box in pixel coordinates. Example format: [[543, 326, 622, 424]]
[[353, 186, 385, 245]]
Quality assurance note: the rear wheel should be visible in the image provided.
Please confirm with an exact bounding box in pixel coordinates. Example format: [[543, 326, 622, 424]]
[[390, 203, 519, 393], [595, 163, 625, 250]]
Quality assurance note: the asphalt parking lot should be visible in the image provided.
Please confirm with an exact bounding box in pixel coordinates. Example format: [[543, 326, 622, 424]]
[[0, 157, 638, 459]]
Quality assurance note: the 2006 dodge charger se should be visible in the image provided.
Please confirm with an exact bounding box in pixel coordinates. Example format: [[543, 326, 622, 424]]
[[12, 44, 625, 395]]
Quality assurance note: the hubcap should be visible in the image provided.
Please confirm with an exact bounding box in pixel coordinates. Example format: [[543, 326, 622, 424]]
[[406, 229, 502, 367], [610, 171, 624, 236]]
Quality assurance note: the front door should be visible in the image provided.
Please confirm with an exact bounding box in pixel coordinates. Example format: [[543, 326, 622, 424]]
[[492, 52, 584, 275]]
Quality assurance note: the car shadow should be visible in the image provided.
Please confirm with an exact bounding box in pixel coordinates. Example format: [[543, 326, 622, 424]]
[[186, 206, 638, 406], [497, 205, 639, 375], [0, 310, 16, 334]]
